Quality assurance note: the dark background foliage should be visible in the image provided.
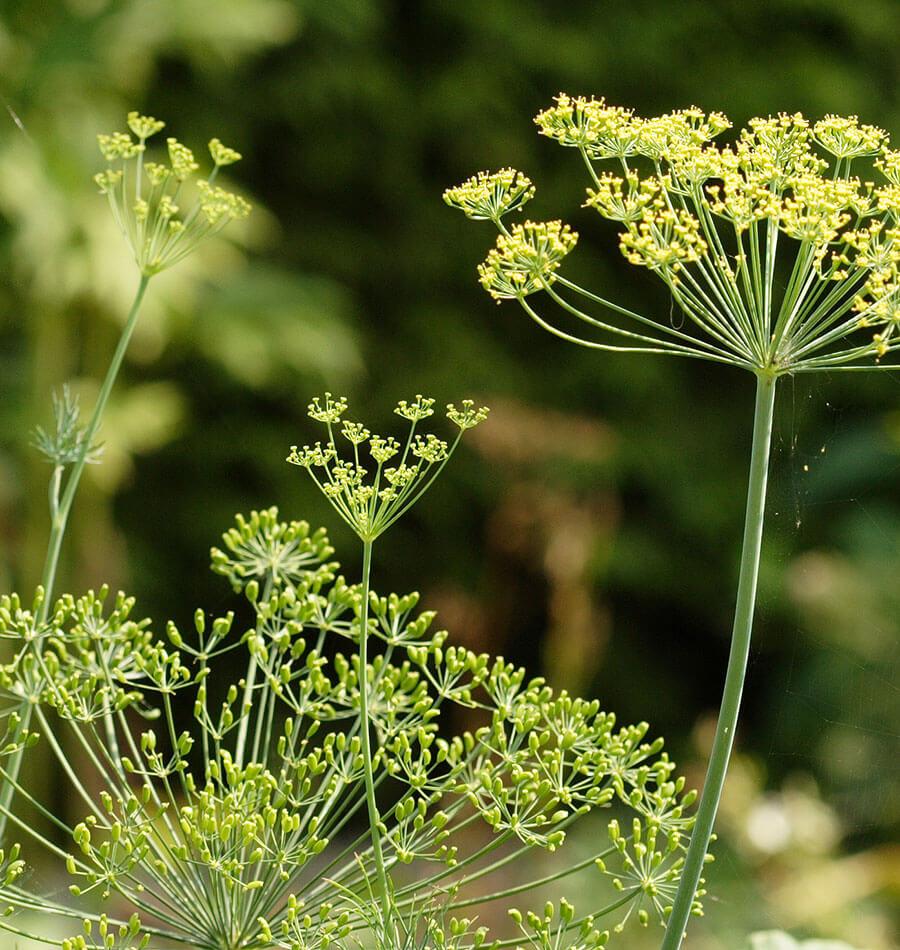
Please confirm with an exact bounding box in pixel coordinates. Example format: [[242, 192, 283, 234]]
[[0, 1, 898, 945]]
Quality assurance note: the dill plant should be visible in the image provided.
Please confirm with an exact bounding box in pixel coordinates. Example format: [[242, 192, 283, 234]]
[[0, 111, 248, 845], [0, 113, 701, 949], [445, 96, 900, 947]]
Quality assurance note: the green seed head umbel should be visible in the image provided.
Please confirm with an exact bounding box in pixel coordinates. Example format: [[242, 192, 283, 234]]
[[446, 96, 900, 374], [95, 112, 250, 276]]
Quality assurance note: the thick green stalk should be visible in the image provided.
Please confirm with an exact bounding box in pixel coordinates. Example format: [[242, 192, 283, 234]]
[[661, 372, 776, 949], [38, 274, 151, 620], [0, 274, 150, 844], [357, 539, 393, 934]]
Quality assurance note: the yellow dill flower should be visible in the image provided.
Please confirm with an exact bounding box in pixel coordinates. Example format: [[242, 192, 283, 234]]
[[448, 94, 900, 371], [666, 144, 728, 189], [208, 137, 242, 167], [838, 221, 900, 277], [813, 114, 888, 159], [534, 94, 642, 159], [778, 175, 857, 246], [478, 221, 578, 299], [443, 168, 535, 221], [706, 170, 780, 231], [874, 182, 900, 219], [97, 131, 141, 161], [619, 207, 707, 274], [736, 113, 825, 185], [166, 138, 199, 180], [875, 147, 900, 184], [95, 112, 250, 276], [635, 107, 731, 161], [127, 111, 165, 141], [584, 171, 661, 223], [290, 395, 488, 541]]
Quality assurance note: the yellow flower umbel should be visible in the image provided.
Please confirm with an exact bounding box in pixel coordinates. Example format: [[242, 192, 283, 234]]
[[447, 96, 900, 374], [443, 167, 535, 221], [288, 394, 488, 542], [95, 112, 250, 276], [478, 220, 578, 299], [446, 96, 900, 950]]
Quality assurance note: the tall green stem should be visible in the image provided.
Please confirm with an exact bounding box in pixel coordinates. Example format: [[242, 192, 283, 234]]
[[661, 372, 776, 949], [0, 274, 151, 844], [38, 274, 151, 621], [357, 539, 393, 934]]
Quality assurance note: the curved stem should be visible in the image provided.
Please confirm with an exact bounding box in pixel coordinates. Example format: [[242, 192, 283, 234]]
[[661, 372, 776, 949], [38, 273, 151, 619], [0, 275, 151, 845], [357, 539, 393, 932]]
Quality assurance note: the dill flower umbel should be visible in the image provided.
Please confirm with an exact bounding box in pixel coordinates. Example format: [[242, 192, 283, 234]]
[[447, 96, 900, 373], [95, 112, 250, 275], [288, 394, 489, 541], [446, 96, 900, 949]]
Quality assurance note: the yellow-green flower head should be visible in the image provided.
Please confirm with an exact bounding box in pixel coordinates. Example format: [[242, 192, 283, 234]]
[[451, 95, 900, 370], [167, 138, 199, 180], [813, 114, 888, 159], [875, 148, 900, 185], [95, 112, 250, 276], [736, 113, 825, 185], [446, 400, 490, 430], [341, 421, 371, 445], [478, 220, 578, 299], [837, 221, 900, 278], [443, 168, 535, 221], [858, 281, 900, 356], [411, 433, 449, 462], [208, 137, 242, 167], [127, 111, 165, 141], [705, 170, 780, 231], [619, 207, 707, 274], [289, 395, 487, 540], [197, 181, 252, 225], [635, 107, 731, 161], [98, 131, 142, 161], [307, 393, 348, 424], [286, 441, 335, 468], [535, 94, 642, 159], [394, 395, 435, 422], [584, 172, 662, 223], [874, 182, 900, 219], [666, 145, 728, 190], [778, 174, 861, 248], [369, 435, 399, 463]]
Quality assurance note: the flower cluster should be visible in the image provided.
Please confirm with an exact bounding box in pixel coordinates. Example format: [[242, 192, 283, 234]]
[[447, 96, 900, 373], [287, 394, 489, 541], [443, 168, 535, 221], [0, 508, 700, 949], [95, 112, 250, 275], [478, 221, 578, 299]]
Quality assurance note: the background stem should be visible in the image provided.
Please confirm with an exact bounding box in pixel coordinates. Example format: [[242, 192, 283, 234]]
[[0, 274, 150, 844], [661, 372, 777, 948], [37, 273, 150, 622]]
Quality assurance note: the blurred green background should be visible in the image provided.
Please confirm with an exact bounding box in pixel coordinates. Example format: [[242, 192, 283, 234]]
[[1, 0, 899, 946]]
